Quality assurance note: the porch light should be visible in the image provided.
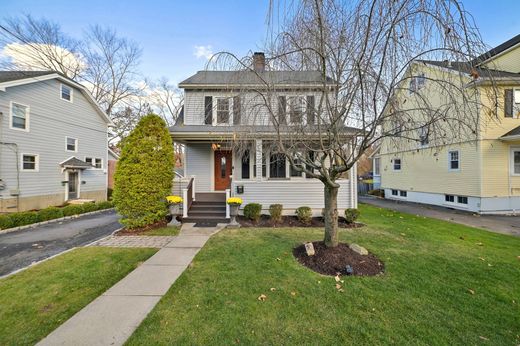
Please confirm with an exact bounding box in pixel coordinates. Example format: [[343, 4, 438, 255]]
[[211, 143, 221, 151]]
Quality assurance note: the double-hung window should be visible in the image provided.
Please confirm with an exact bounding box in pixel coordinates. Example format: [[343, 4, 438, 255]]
[[511, 148, 520, 175], [288, 96, 305, 124], [85, 157, 103, 169], [216, 98, 230, 124], [61, 84, 72, 102], [269, 153, 286, 178], [373, 157, 380, 176], [21, 154, 38, 171], [393, 158, 401, 171], [66, 137, 78, 152], [11, 102, 29, 131], [448, 150, 459, 171]]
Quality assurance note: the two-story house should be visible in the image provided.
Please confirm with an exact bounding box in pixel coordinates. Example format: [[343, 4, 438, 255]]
[[170, 53, 358, 222], [377, 34, 520, 214], [0, 71, 112, 212]]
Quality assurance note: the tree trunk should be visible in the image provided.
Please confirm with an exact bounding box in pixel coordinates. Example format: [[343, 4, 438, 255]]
[[323, 183, 339, 247]]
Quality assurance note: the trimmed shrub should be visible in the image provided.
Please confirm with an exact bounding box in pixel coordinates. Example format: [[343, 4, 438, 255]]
[[244, 203, 262, 222], [269, 204, 283, 223], [0, 214, 14, 230], [8, 211, 40, 227], [97, 201, 114, 210], [81, 202, 98, 213], [296, 206, 312, 224], [113, 114, 174, 229], [344, 208, 360, 224], [62, 204, 85, 217], [39, 207, 64, 221]]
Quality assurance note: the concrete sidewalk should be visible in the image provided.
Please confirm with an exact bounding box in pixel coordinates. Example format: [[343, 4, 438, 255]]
[[360, 196, 520, 237], [38, 223, 225, 346]]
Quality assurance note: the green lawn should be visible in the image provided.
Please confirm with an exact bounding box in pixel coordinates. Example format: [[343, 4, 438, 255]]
[[144, 226, 180, 236], [0, 247, 156, 345], [128, 204, 520, 345]]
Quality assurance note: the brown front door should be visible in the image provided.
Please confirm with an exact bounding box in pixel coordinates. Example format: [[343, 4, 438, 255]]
[[214, 150, 232, 190]]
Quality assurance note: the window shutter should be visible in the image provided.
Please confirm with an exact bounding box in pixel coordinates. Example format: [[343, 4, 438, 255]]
[[306, 95, 315, 124], [204, 96, 213, 124], [278, 96, 287, 125], [233, 96, 241, 125], [505, 89, 513, 118]]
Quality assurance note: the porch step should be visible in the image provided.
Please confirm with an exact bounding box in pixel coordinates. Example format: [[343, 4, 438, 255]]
[[182, 215, 229, 223], [190, 204, 226, 212], [188, 210, 226, 217], [195, 193, 226, 203]]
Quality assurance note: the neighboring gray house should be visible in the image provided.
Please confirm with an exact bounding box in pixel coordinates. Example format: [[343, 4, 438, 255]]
[[170, 53, 358, 222], [0, 71, 112, 213]]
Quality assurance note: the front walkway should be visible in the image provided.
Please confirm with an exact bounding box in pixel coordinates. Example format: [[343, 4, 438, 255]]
[[91, 235, 177, 248], [360, 196, 520, 237], [37, 223, 226, 346]]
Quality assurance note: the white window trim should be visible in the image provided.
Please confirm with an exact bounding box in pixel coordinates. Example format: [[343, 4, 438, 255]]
[[393, 158, 402, 171], [21, 153, 39, 172], [448, 150, 460, 172], [66, 137, 78, 152], [60, 83, 73, 103], [510, 147, 520, 176], [287, 95, 307, 125], [85, 156, 103, 170], [9, 101, 30, 132], [214, 97, 231, 126], [373, 157, 381, 176]]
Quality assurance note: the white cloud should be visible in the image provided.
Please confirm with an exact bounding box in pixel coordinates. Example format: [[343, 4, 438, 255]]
[[193, 45, 213, 60], [1, 42, 86, 76]]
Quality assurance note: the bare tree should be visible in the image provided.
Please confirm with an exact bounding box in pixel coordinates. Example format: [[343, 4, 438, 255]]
[[0, 14, 83, 78], [148, 77, 184, 126], [110, 101, 152, 145], [215, 0, 497, 247]]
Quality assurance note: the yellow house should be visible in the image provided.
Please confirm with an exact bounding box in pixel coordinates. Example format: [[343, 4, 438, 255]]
[[378, 34, 520, 214]]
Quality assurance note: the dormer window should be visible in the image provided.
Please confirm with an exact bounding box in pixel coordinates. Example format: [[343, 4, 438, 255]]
[[409, 73, 426, 94], [61, 84, 72, 102], [216, 98, 230, 124]]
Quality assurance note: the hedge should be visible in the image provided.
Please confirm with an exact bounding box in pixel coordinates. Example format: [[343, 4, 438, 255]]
[[0, 201, 114, 231]]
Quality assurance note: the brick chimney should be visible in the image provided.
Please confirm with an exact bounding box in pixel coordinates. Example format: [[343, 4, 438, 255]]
[[253, 52, 266, 72]]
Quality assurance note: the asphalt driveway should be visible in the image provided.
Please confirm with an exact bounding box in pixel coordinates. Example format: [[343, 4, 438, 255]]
[[360, 196, 520, 237], [0, 210, 121, 277]]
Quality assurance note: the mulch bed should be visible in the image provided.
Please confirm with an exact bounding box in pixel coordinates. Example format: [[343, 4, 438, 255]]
[[293, 241, 384, 276], [238, 215, 364, 228], [115, 219, 169, 236]]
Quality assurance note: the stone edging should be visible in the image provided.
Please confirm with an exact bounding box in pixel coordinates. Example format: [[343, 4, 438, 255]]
[[0, 208, 116, 235]]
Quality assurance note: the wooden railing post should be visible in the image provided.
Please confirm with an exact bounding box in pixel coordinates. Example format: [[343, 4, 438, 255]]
[[182, 188, 188, 218], [191, 175, 196, 201], [225, 188, 230, 219]]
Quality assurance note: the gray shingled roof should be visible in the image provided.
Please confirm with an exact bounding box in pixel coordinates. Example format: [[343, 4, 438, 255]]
[[474, 33, 520, 65], [60, 157, 92, 169], [0, 71, 56, 83], [501, 125, 520, 138], [418, 60, 520, 78], [179, 70, 335, 87]]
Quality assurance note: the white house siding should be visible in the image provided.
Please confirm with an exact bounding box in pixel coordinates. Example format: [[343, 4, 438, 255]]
[[232, 179, 354, 216], [185, 143, 213, 192], [0, 79, 108, 212]]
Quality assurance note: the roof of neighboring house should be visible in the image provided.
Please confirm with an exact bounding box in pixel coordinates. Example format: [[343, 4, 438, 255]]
[[474, 33, 520, 65], [59, 157, 93, 169], [179, 70, 335, 88], [417, 60, 520, 78], [0, 70, 113, 125], [0, 71, 56, 83], [500, 125, 520, 139]]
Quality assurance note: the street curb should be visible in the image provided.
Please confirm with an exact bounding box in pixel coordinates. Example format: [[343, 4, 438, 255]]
[[0, 226, 124, 280], [0, 208, 115, 235]]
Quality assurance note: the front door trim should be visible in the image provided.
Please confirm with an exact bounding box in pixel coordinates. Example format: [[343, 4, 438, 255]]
[[214, 150, 232, 191]]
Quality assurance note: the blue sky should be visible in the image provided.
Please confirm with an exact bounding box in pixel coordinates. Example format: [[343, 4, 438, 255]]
[[1, 0, 520, 84]]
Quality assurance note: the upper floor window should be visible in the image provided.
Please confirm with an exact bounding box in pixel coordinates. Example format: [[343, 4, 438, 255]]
[[448, 150, 459, 171], [418, 126, 429, 146], [61, 84, 73, 102], [409, 73, 426, 94], [277, 96, 287, 125], [21, 154, 38, 171], [66, 137, 78, 152], [393, 158, 401, 171], [216, 98, 230, 124], [10, 102, 29, 131], [288, 96, 305, 124], [306, 95, 315, 124]]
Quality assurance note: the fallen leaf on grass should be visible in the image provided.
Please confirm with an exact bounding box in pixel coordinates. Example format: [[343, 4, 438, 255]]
[[334, 275, 341, 282], [476, 242, 484, 246], [468, 289, 475, 295], [276, 258, 281, 261], [479, 336, 489, 341], [479, 257, 485, 261], [487, 263, 493, 267], [335, 284, 342, 290], [270, 287, 276, 292], [400, 233, 406, 236], [290, 291, 297, 296], [257, 294, 267, 301]]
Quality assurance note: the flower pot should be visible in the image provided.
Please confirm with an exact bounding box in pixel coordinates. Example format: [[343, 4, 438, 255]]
[[228, 204, 240, 228], [168, 203, 181, 226]]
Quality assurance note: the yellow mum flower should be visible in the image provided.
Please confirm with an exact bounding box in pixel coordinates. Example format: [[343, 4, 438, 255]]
[[227, 197, 243, 205], [166, 195, 183, 204]]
